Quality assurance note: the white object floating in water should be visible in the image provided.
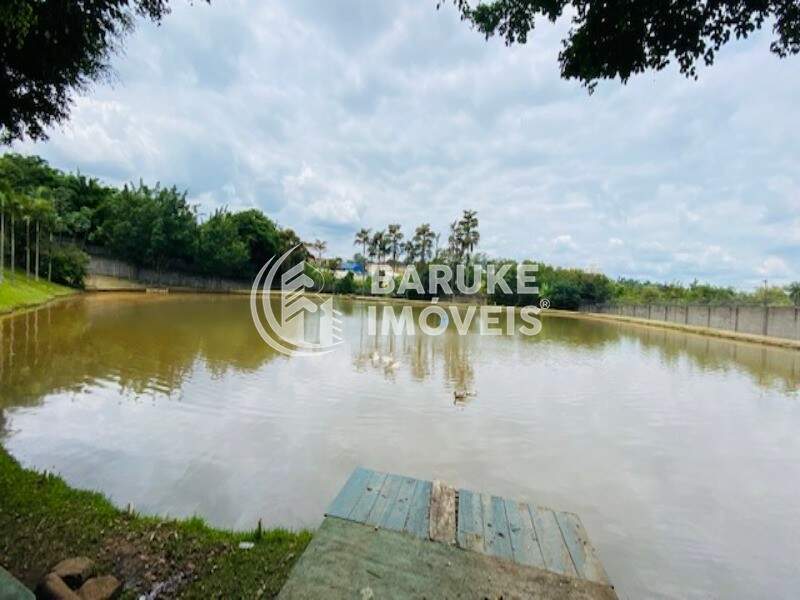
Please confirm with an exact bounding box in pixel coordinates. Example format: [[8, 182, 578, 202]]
[[238, 541, 255, 550]]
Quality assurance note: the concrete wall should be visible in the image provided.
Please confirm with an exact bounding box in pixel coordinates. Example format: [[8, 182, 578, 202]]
[[87, 255, 248, 292], [581, 303, 800, 342]]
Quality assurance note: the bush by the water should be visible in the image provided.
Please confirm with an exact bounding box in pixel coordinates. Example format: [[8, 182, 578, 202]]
[[49, 245, 89, 288]]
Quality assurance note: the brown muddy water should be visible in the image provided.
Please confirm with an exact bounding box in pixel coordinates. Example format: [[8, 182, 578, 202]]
[[1, 293, 799, 599]]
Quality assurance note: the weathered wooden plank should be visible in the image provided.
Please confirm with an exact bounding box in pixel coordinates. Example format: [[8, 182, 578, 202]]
[[381, 476, 417, 532], [325, 467, 372, 519], [456, 489, 485, 552], [528, 505, 577, 577], [429, 480, 457, 544], [349, 470, 388, 523], [505, 500, 545, 568], [555, 511, 610, 584], [404, 479, 432, 539], [366, 474, 404, 527], [481, 494, 513, 560]]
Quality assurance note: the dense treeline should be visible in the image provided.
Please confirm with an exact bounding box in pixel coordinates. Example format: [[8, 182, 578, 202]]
[[1, 153, 798, 309], [0, 154, 307, 286]]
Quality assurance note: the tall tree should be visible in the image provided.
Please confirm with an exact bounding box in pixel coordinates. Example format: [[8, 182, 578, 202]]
[[402, 240, 417, 264], [1, 1, 208, 143], [787, 282, 800, 306], [20, 194, 32, 277], [102, 183, 197, 272], [230, 209, 281, 272], [387, 223, 404, 265], [0, 187, 5, 282], [449, 1, 800, 90], [370, 230, 388, 264], [447, 219, 464, 261], [32, 187, 53, 281], [9, 193, 16, 278], [459, 209, 480, 261], [413, 224, 436, 263], [197, 209, 249, 277], [311, 239, 327, 262], [354, 228, 371, 262], [48, 213, 61, 281]]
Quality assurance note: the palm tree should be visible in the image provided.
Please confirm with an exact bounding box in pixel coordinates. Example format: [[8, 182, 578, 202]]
[[0, 188, 6, 284], [386, 224, 403, 265], [18, 194, 34, 277], [8, 193, 17, 279], [786, 282, 800, 306], [459, 209, 480, 261], [370, 230, 387, 264], [32, 193, 56, 281], [448, 219, 463, 261], [354, 228, 371, 262], [311, 239, 327, 262], [31, 190, 47, 281], [49, 212, 64, 282], [413, 224, 436, 263], [402, 240, 417, 264]]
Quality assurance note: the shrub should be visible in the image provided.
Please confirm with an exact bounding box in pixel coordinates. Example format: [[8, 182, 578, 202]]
[[49, 245, 89, 288], [335, 271, 356, 294]]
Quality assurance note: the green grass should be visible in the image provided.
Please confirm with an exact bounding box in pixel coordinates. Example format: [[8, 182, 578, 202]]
[[0, 268, 76, 314], [0, 448, 312, 598]]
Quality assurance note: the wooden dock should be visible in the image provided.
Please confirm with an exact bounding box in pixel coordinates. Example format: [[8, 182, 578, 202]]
[[279, 468, 617, 599]]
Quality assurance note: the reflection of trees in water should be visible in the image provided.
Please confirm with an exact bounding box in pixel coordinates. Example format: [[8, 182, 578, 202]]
[[347, 302, 800, 395], [544, 316, 800, 394], [0, 295, 281, 412], [351, 303, 478, 392], [2, 296, 797, 421], [618, 322, 800, 393]]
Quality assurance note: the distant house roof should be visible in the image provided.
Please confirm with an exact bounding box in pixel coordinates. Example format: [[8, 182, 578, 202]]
[[340, 261, 365, 273]]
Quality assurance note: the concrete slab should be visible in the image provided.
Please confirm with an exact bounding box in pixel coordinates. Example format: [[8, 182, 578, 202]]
[[278, 518, 618, 599]]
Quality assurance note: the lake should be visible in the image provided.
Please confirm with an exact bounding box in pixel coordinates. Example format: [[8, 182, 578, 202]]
[[1, 293, 799, 598]]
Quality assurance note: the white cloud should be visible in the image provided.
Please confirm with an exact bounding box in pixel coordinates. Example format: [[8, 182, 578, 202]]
[[758, 256, 790, 277], [552, 234, 577, 250], [282, 165, 364, 228], [10, 0, 800, 289]]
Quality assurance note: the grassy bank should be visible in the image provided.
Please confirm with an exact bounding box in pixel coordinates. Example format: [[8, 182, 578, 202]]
[[0, 448, 311, 598], [0, 269, 76, 314]]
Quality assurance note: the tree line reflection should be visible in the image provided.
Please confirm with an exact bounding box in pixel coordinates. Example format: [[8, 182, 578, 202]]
[[1, 296, 798, 419]]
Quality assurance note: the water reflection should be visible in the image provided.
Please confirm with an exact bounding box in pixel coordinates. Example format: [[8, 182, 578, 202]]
[[345, 301, 800, 395], [0, 294, 282, 405], [1, 294, 799, 599]]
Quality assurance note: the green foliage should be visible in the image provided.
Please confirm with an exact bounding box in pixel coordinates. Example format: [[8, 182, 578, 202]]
[[609, 278, 792, 307], [548, 279, 583, 310], [0, 153, 310, 284], [0, 1, 208, 143], [230, 209, 282, 272], [197, 210, 250, 277], [487, 262, 613, 309], [304, 264, 336, 293], [787, 282, 800, 306], [1, 153, 794, 307], [100, 183, 197, 271], [450, 0, 800, 90], [335, 271, 357, 294], [48, 245, 89, 288], [412, 224, 436, 263]]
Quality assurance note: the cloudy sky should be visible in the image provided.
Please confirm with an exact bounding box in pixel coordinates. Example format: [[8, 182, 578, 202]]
[[12, 0, 800, 289]]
